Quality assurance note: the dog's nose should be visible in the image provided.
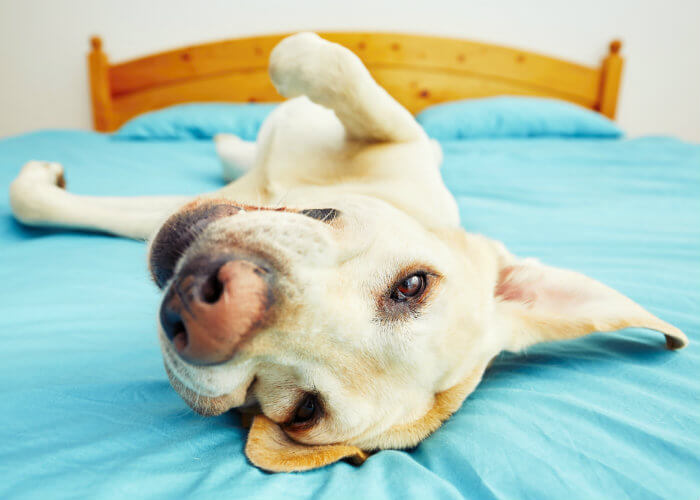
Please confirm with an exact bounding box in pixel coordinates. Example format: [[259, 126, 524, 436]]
[[159, 257, 272, 365]]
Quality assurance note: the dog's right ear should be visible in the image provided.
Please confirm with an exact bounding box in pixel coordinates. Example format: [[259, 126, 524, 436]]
[[484, 238, 689, 352], [443, 231, 687, 352]]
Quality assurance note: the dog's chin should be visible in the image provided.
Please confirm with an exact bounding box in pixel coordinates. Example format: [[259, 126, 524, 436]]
[[163, 363, 240, 416]]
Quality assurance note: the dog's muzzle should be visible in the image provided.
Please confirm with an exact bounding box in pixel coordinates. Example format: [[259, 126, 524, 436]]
[[150, 199, 338, 367], [149, 199, 274, 366]]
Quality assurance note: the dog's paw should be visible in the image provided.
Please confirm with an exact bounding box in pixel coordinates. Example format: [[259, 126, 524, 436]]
[[270, 32, 363, 102], [214, 133, 243, 148], [9, 161, 66, 224], [13, 161, 66, 189], [270, 33, 324, 98]]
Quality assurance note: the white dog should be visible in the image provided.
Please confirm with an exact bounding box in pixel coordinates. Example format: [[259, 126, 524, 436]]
[[9, 33, 688, 472]]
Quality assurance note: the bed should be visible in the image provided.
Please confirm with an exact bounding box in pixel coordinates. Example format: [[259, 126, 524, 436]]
[[1, 33, 698, 500]]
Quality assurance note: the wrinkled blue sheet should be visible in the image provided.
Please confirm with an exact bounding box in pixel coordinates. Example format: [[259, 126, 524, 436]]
[[1, 130, 698, 499]]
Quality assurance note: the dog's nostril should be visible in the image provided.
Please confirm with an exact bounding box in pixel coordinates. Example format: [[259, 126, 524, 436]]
[[173, 321, 186, 339], [171, 321, 188, 351], [200, 268, 224, 304], [160, 302, 185, 342]]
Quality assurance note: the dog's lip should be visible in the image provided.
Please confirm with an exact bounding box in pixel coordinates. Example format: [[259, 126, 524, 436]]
[[160, 331, 232, 397], [160, 329, 255, 413], [163, 362, 248, 417]]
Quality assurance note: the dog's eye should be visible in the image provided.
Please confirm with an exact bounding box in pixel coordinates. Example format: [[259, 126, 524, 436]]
[[391, 273, 426, 302], [290, 393, 320, 426], [300, 208, 340, 223]]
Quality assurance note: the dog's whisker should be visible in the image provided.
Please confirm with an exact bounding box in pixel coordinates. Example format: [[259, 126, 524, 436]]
[[273, 189, 291, 209]]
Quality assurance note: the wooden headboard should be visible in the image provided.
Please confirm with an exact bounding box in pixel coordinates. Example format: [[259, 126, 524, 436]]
[[88, 32, 624, 132]]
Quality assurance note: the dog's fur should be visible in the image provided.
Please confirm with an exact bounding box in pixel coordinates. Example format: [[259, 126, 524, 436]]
[[9, 33, 688, 472]]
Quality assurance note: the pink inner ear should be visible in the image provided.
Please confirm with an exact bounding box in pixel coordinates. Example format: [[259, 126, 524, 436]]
[[495, 266, 538, 305], [495, 264, 594, 312], [492, 259, 688, 350]]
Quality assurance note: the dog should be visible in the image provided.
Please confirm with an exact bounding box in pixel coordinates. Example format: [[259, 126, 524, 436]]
[[9, 33, 688, 472]]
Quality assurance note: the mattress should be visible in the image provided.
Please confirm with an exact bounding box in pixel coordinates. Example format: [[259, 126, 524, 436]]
[[1, 129, 698, 499]]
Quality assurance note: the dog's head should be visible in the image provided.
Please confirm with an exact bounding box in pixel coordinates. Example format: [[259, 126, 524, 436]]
[[148, 196, 687, 472]]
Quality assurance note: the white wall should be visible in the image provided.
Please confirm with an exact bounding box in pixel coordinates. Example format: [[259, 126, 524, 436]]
[[1, 0, 698, 141]]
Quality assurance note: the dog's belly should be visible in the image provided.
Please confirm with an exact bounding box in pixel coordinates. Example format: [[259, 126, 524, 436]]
[[212, 97, 459, 229]]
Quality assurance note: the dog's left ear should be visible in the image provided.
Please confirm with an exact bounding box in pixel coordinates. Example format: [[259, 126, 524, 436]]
[[491, 247, 688, 351], [245, 415, 368, 472]]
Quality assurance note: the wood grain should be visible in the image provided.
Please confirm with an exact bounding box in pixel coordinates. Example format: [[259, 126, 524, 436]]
[[88, 32, 623, 132]]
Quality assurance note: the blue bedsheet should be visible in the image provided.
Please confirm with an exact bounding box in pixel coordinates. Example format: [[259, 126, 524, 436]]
[[1, 130, 698, 499]]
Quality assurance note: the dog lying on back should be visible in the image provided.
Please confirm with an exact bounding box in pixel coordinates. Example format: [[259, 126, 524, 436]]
[[9, 33, 687, 472]]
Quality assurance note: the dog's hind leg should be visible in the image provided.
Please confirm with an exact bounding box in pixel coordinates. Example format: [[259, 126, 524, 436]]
[[214, 134, 257, 181], [9, 161, 191, 240], [269, 33, 425, 144]]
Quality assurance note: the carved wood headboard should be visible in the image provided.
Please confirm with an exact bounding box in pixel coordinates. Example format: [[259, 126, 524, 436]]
[[88, 32, 623, 132]]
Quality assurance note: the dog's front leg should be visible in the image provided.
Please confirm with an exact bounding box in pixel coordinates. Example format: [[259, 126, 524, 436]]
[[269, 33, 425, 143], [9, 161, 191, 240]]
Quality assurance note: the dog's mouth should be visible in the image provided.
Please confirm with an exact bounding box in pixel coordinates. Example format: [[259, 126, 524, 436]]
[[160, 334, 254, 416], [152, 198, 343, 414], [163, 363, 242, 416]]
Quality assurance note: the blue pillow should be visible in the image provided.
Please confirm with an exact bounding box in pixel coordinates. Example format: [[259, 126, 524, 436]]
[[113, 103, 278, 141], [415, 97, 623, 140]]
